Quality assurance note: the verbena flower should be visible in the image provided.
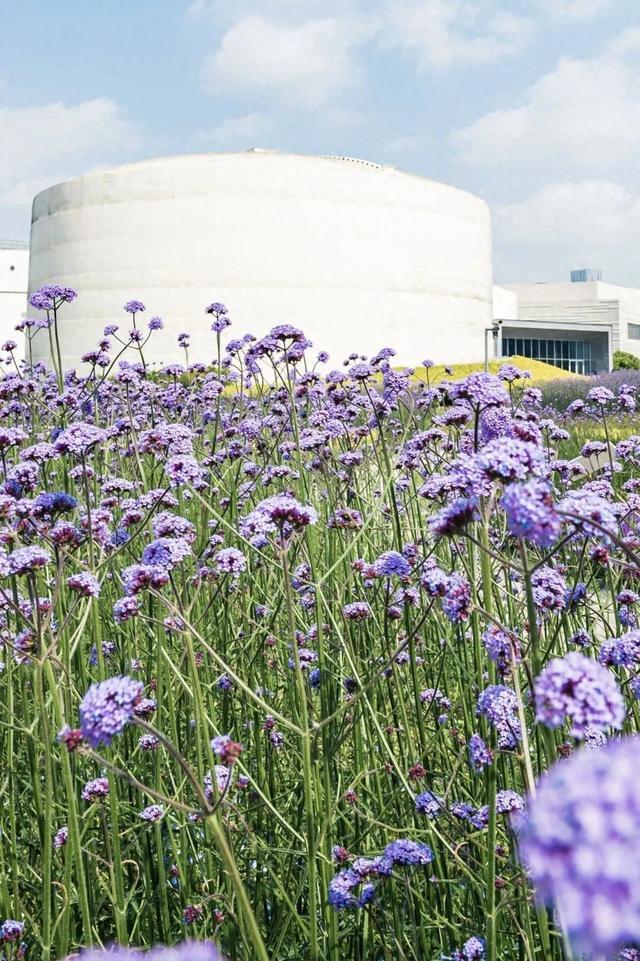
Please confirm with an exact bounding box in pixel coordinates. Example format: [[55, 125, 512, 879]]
[[517, 736, 640, 959], [530, 566, 567, 612], [0, 919, 25, 942], [81, 777, 110, 802], [67, 571, 101, 597], [468, 733, 493, 773], [79, 676, 144, 748], [6, 546, 51, 576], [139, 804, 164, 823], [372, 550, 410, 578], [534, 652, 624, 737], [501, 479, 560, 548], [599, 631, 640, 668], [415, 791, 445, 817], [477, 685, 521, 749], [53, 826, 68, 849]]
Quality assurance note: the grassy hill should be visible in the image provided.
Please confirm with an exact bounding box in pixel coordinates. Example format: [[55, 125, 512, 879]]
[[411, 355, 581, 385]]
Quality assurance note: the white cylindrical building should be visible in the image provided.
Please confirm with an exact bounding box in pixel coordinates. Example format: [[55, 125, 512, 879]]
[[28, 150, 492, 369]]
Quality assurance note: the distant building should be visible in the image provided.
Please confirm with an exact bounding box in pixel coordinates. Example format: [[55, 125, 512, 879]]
[[0, 241, 28, 351], [493, 271, 640, 374]]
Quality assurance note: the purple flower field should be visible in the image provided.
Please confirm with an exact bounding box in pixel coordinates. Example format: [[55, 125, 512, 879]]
[[1, 287, 640, 961]]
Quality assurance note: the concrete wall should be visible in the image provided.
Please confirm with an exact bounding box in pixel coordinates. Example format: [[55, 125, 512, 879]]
[[0, 246, 28, 352], [503, 281, 640, 363], [492, 285, 518, 321], [595, 282, 640, 360], [28, 150, 493, 371]]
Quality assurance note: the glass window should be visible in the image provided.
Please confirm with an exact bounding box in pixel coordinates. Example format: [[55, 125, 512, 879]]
[[569, 341, 576, 359], [532, 340, 539, 358], [562, 341, 569, 359], [629, 323, 640, 340]]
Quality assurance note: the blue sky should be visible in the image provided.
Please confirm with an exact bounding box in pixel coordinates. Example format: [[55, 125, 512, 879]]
[[2, 0, 640, 284]]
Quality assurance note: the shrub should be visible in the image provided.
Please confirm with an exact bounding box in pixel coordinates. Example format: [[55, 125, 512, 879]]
[[613, 349, 640, 370]]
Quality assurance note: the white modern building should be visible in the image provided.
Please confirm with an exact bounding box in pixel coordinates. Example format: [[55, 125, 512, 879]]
[[494, 271, 640, 374], [27, 150, 493, 370], [0, 241, 28, 349]]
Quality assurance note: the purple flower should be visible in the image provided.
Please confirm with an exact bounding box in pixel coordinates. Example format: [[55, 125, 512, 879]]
[[441, 573, 472, 624], [482, 623, 519, 672], [67, 572, 101, 597], [517, 736, 640, 958], [449, 372, 509, 409], [599, 631, 640, 668], [122, 564, 170, 596], [53, 826, 68, 849], [0, 920, 25, 943], [141, 537, 192, 569], [29, 284, 76, 309], [6, 546, 51, 576], [240, 494, 317, 544], [586, 385, 615, 405], [383, 838, 433, 866], [560, 491, 618, 541], [124, 300, 146, 314], [113, 596, 141, 623], [478, 437, 545, 484], [54, 421, 108, 456], [372, 550, 410, 579], [477, 685, 521, 749], [454, 937, 486, 961], [213, 547, 247, 577], [501, 479, 560, 548], [139, 733, 160, 750], [327, 869, 362, 909], [79, 676, 143, 747], [415, 791, 444, 817], [531, 565, 567, 612], [342, 601, 371, 620], [139, 804, 164, 823], [429, 497, 479, 538], [534, 652, 624, 737], [81, 776, 110, 802], [468, 733, 493, 773], [165, 455, 203, 488], [206, 301, 230, 322]]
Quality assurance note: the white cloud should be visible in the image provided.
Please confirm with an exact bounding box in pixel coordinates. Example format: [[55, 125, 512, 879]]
[[453, 34, 640, 175], [197, 1, 538, 113], [497, 180, 640, 244], [0, 97, 138, 236], [493, 180, 640, 282], [197, 112, 271, 148], [536, 0, 614, 20], [378, 0, 536, 69], [202, 14, 363, 107]]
